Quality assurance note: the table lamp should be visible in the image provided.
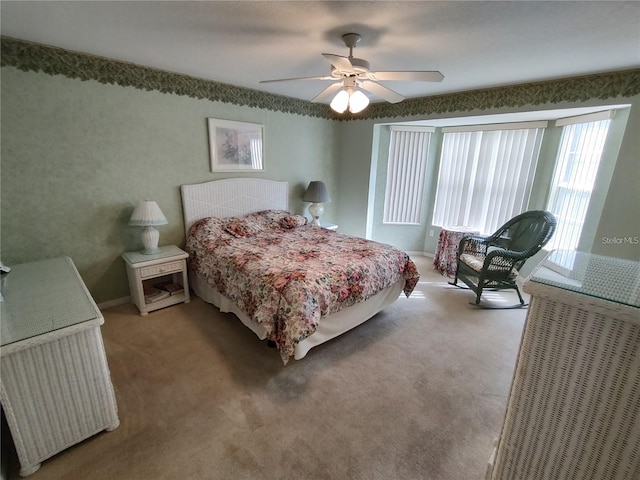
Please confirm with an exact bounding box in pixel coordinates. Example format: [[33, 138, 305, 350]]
[[129, 201, 168, 254], [303, 181, 331, 226]]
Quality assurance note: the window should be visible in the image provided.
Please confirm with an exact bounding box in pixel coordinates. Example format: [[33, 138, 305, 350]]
[[383, 126, 433, 224], [545, 111, 613, 256], [250, 138, 263, 169], [432, 122, 547, 234]]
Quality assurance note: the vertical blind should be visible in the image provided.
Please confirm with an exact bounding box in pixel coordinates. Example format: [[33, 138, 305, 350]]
[[545, 111, 613, 255], [432, 122, 547, 234], [250, 138, 263, 169], [383, 126, 433, 224]]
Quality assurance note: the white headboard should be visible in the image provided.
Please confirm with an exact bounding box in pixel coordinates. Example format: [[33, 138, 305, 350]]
[[181, 178, 289, 234]]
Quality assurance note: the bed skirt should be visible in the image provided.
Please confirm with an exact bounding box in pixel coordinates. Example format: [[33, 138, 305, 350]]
[[190, 272, 405, 360]]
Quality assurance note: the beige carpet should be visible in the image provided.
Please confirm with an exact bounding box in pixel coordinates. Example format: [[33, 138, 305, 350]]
[[5, 256, 528, 480]]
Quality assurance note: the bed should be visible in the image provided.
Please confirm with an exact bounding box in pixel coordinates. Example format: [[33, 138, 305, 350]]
[[181, 178, 419, 363]]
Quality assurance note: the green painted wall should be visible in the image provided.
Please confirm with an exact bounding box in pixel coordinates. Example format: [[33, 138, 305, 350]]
[[337, 99, 640, 264], [1, 67, 337, 303], [592, 103, 640, 260], [2, 64, 638, 305], [334, 120, 375, 237]]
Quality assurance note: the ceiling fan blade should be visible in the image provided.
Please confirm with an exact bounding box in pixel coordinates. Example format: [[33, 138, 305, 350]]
[[310, 82, 343, 103], [260, 75, 334, 84], [321, 53, 353, 72], [369, 71, 445, 82], [359, 80, 405, 104]]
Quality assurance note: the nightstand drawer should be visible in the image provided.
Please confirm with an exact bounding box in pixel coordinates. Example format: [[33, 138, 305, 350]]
[[140, 260, 183, 279]]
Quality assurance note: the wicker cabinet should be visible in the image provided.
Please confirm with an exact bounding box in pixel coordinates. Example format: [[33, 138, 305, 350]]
[[486, 250, 640, 480], [0, 257, 119, 476]]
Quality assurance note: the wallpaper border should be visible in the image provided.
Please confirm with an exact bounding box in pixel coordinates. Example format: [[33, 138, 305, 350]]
[[2, 36, 639, 120]]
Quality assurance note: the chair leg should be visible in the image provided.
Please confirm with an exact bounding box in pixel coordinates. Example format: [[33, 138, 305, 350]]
[[469, 282, 528, 309], [514, 285, 525, 305]]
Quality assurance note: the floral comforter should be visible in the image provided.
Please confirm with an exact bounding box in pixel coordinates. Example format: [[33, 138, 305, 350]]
[[186, 210, 420, 363]]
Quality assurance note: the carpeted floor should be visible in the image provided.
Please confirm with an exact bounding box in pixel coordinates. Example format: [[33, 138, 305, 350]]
[[5, 256, 529, 480]]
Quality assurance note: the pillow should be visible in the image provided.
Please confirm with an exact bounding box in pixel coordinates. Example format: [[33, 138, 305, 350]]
[[279, 214, 308, 229], [245, 210, 296, 228], [223, 217, 263, 238], [189, 217, 227, 238]]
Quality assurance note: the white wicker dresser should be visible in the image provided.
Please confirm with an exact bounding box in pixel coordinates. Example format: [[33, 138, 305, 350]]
[[0, 257, 119, 477], [487, 250, 640, 480]]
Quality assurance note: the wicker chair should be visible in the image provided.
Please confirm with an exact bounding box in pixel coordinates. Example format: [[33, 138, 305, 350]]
[[450, 210, 557, 307]]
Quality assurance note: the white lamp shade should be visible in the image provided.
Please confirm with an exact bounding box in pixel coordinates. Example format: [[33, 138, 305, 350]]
[[349, 90, 370, 113], [129, 201, 168, 226], [330, 89, 349, 114], [330, 86, 370, 114]]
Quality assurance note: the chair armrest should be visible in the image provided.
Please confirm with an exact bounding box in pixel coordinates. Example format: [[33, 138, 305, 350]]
[[458, 234, 490, 256]]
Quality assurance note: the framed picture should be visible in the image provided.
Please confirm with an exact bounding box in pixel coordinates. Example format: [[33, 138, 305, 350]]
[[208, 118, 264, 172]]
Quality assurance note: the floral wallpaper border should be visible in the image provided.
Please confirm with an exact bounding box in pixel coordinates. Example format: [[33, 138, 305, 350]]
[[2, 36, 639, 121]]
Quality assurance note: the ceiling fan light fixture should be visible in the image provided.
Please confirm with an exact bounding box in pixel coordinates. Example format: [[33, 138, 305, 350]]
[[348, 89, 370, 113], [261, 32, 443, 110], [330, 85, 370, 114], [330, 89, 349, 113]]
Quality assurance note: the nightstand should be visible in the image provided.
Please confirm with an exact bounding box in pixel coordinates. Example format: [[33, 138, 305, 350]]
[[320, 223, 338, 231], [121, 245, 190, 316]]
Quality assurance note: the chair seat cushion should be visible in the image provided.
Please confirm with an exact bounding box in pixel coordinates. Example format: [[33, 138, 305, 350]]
[[460, 254, 519, 278]]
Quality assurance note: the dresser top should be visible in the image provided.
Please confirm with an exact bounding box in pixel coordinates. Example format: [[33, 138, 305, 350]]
[[527, 250, 640, 308], [1, 257, 102, 347]]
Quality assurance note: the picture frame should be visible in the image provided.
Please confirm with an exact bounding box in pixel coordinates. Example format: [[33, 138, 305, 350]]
[[207, 118, 265, 172]]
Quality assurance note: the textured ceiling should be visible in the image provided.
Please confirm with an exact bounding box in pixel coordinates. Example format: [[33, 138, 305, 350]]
[[2, 1, 639, 104]]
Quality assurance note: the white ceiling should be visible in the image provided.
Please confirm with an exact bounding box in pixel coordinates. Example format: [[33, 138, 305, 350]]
[[2, 1, 639, 105]]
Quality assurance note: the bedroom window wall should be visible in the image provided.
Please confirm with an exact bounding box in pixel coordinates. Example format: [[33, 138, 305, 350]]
[[431, 121, 547, 235], [368, 105, 630, 257], [544, 111, 613, 265], [383, 126, 433, 225]]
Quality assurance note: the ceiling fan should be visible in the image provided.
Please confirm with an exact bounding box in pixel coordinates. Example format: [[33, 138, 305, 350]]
[[260, 33, 444, 113]]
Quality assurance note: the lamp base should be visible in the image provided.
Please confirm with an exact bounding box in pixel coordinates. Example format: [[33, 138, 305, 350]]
[[140, 226, 161, 255], [308, 203, 324, 227]]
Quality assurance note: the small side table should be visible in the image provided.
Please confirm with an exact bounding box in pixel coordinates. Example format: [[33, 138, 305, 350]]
[[122, 245, 190, 316], [320, 223, 338, 231], [433, 226, 480, 277]]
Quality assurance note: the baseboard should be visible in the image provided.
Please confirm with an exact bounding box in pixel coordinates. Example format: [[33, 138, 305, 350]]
[[98, 296, 130, 310], [406, 251, 434, 258]]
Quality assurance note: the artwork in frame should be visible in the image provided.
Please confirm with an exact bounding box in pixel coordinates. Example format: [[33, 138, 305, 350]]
[[208, 118, 264, 172]]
